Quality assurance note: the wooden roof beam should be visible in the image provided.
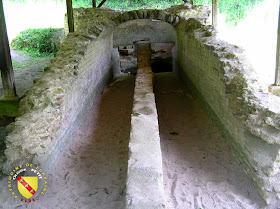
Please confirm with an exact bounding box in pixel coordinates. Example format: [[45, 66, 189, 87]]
[[98, 0, 108, 8]]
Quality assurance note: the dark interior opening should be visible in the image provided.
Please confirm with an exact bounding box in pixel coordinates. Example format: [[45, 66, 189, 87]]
[[118, 42, 174, 74], [151, 59, 172, 73]]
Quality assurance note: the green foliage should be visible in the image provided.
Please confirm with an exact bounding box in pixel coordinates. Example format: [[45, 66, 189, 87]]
[[194, 0, 264, 26], [71, 0, 182, 10], [10, 28, 63, 57]]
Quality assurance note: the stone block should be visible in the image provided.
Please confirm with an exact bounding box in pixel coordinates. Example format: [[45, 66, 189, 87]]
[[268, 85, 280, 96]]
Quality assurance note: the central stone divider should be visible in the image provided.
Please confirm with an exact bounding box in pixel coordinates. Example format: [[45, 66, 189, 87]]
[[125, 41, 166, 208]]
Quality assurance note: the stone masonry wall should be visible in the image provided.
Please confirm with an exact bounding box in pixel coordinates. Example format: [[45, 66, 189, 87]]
[[3, 9, 119, 174], [175, 20, 280, 206], [113, 19, 176, 47], [3, 30, 115, 174]]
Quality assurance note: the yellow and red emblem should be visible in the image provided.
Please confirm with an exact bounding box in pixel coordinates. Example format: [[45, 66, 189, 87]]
[[17, 176, 38, 199]]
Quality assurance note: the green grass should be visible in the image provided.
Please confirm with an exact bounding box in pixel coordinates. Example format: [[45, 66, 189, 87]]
[[11, 59, 24, 70], [11, 56, 48, 71], [10, 28, 64, 57]]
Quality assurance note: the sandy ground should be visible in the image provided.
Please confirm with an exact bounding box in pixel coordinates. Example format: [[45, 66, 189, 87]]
[[0, 76, 135, 209], [154, 72, 267, 209], [0, 50, 50, 98], [0, 72, 269, 208]]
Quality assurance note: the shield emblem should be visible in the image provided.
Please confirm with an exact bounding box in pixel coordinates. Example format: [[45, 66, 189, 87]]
[[17, 176, 38, 199]]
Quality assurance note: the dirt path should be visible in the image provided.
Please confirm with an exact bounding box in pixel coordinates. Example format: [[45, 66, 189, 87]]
[[154, 72, 267, 209], [0, 50, 50, 98]]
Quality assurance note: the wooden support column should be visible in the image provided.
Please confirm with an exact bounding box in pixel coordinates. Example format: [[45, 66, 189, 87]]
[[66, 0, 74, 33], [268, 3, 280, 95], [212, 0, 218, 26], [0, 0, 17, 98], [275, 3, 280, 86], [98, 0, 107, 8], [92, 0, 96, 8]]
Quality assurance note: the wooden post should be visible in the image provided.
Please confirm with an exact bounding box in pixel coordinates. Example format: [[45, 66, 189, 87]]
[[275, 3, 280, 86], [98, 0, 107, 8], [0, 0, 17, 98], [92, 0, 96, 8], [66, 0, 74, 33], [212, 0, 218, 26]]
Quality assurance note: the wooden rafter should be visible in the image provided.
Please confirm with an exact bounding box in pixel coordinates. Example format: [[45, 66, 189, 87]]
[[98, 0, 108, 8]]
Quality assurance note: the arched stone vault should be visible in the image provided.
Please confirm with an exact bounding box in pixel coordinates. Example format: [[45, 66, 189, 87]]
[[2, 3, 280, 206]]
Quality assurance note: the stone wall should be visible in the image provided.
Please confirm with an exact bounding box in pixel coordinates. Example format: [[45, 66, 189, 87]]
[[175, 21, 280, 206], [3, 3, 280, 207], [3, 30, 115, 174], [113, 19, 176, 47]]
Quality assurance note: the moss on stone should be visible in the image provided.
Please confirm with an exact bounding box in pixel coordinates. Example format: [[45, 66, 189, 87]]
[[132, 112, 140, 117], [225, 53, 237, 59], [204, 30, 212, 37], [133, 100, 140, 105], [184, 18, 202, 33], [0, 100, 20, 117], [139, 92, 148, 99], [139, 106, 153, 115]]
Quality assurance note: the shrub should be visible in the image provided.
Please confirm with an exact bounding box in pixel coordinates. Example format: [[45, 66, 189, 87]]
[[11, 28, 65, 57]]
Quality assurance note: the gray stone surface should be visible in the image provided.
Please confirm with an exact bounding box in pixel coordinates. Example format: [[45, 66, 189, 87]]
[[126, 41, 165, 208], [175, 20, 280, 206], [113, 19, 176, 47]]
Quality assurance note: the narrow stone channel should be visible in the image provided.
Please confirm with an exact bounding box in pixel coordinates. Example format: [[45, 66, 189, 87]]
[[154, 72, 266, 209]]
